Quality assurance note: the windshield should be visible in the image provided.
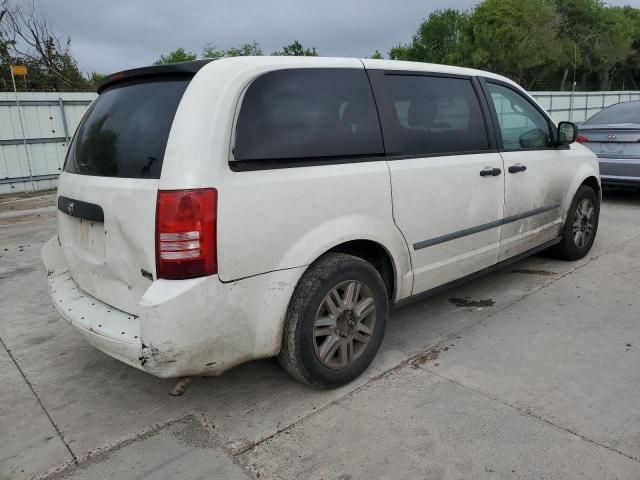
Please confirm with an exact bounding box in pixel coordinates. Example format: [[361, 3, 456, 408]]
[[583, 101, 640, 126], [64, 77, 190, 179]]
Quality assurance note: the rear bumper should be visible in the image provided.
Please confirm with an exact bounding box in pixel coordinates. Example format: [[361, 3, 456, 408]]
[[599, 157, 640, 186], [42, 236, 305, 378], [49, 271, 144, 370]]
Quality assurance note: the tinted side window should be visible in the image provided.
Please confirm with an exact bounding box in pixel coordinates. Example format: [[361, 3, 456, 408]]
[[65, 78, 190, 179], [234, 69, 383, 162], [486, 82, 552, 150], [383, 75, 489, 156]]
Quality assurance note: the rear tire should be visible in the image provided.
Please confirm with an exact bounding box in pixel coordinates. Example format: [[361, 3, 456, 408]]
[[548, 185, 599, 260], [278, 253, 388, 389]]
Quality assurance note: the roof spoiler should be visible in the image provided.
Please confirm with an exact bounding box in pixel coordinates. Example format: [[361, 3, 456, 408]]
[[97, 59, 214, 93]]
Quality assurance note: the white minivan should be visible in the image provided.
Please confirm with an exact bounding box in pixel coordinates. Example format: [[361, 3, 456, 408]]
[[43, 57, 600, 388]]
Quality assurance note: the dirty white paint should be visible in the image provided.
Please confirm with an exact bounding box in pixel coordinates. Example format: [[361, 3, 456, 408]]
[[56, 174, 158, 315], [43, 234, 306, 377], [42, 57, 600, 378]]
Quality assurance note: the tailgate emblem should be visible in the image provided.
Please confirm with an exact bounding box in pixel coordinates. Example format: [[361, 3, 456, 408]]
[[67, 201, 74, 215], [607, 134, 617, 141]]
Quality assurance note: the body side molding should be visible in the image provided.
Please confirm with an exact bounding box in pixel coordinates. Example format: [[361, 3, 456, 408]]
[[413, 204, 560, 250]]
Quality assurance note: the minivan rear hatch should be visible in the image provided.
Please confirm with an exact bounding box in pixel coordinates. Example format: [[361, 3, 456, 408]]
[[57, 65, 204, 315]]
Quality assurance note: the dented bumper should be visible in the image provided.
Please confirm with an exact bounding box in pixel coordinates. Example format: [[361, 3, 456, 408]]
[[42, 236, 305, 378], [48, 270, 144, 369]]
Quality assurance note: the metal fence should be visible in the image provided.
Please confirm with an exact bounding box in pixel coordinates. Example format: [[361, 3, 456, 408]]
[[530, 91, 640, 123], [1, 90, 639, 194], [0, 92, 96, 194]]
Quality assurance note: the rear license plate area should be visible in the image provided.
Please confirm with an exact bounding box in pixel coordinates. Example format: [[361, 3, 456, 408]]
[[59, 214, 106, 259], [601, 142, 622, 154]]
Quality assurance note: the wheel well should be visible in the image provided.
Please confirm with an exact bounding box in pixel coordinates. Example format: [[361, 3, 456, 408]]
[[582, 176, 601, 200], [328, 240, 395, 300]]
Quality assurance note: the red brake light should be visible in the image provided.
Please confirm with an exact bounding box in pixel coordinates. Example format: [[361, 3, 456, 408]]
[[109, 72, 126, 82], [576, 135, 589, 143], [156, 189, 217, 279]]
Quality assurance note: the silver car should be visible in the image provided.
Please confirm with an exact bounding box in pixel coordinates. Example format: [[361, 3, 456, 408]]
[[578, 100, 640, 188]]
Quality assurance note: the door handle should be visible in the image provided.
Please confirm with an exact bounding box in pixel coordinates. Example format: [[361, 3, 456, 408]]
[[480, 167, 502, 177], [508, 164, 527, 173]]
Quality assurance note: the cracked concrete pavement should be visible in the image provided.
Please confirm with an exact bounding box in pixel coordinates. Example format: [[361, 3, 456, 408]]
[[1, 190, 639, 479]]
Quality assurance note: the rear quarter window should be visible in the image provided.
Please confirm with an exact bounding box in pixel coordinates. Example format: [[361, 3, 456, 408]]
[[233, 68, 384, 166], [64, 77, 190, 179]]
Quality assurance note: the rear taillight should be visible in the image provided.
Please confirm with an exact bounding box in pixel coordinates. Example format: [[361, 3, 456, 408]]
[[156, 189, 217, 279], [576, 135, 589, 143]]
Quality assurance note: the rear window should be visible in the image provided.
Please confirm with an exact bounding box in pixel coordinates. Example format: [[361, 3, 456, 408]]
[[583, 101, 640, 125], [64, 77, 190, 179], [233, 68, 384, 164]]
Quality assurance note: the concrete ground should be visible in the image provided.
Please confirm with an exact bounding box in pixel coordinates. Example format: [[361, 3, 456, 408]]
[[1, 189, 639, 480]]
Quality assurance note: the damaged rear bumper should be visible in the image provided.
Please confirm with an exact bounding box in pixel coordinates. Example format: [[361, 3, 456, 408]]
[[48, 270, 145, 370], [42, 236, 305, 378]]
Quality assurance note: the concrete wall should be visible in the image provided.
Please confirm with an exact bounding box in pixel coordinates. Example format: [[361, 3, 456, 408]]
[[0, 90, 638, 194]]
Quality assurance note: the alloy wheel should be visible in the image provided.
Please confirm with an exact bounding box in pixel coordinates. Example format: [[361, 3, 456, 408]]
[[312, 280, 377, 369], [572, 198, 595, 249]]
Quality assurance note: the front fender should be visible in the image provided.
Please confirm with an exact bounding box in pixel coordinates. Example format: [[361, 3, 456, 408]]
[[562, 160, 600, 221]]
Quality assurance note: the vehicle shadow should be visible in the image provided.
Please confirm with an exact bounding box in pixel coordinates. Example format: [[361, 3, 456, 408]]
[[602, 187, 640, 206]]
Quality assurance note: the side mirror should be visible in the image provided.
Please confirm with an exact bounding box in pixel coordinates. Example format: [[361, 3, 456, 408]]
[[557, 122, 577, 146]]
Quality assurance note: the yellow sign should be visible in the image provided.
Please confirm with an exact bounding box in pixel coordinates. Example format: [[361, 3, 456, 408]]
[[10, 65, 28, 76]]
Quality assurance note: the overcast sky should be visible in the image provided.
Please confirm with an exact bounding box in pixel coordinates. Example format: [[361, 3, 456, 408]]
[[43, 0, 639, 75]]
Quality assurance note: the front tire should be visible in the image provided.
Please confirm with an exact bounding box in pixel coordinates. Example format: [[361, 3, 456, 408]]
[[549, 185, 599, 260], [278, 253, 389, 388]]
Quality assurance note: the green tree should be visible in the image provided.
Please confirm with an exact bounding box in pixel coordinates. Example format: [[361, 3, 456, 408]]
[[619, 6, 640, 89], [369, 50, 384, 59], [469, 0, 563, 88], [553, 0, 603, 88], [386, 0, 640, 90], [388, 44, 411, 60], [590, 7, 634, 89], [553, 0, 635, 89], [406, 9, 471, 64], [0, 1, 91, 91], [88, 71, 107, 88], [202, 41, 262, 59], [272, 40, 318, 56], [153, 47, 197, 65]]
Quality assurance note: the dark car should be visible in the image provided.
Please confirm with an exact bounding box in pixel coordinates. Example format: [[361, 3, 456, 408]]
[[578, 100, 640, 188]]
